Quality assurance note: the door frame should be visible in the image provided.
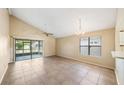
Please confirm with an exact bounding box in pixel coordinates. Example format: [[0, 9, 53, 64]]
[[14, 38, 44, 62]]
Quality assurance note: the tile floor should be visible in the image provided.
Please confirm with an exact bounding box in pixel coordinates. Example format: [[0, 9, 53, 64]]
[[1, 56, 117, 85]]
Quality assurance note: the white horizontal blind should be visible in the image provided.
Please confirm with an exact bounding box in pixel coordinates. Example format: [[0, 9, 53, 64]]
[[80, 36, 101, 57]]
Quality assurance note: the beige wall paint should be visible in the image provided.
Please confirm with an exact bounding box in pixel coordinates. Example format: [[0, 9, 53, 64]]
[[10, 16, 56, 62], [0, 9, 10, 83], [56, 28, 115, 69]]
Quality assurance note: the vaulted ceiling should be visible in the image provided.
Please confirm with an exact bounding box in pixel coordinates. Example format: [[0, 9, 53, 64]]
[[10, 8, 117, 38]]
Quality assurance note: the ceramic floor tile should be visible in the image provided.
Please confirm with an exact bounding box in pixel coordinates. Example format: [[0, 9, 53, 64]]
[[8, 77, 25, 85], [83, 71, 100, 84], [80, 78, 96, 85], [1, 56, 117, 85]]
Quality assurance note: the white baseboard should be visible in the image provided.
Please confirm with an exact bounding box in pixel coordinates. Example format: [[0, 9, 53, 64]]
[[57, 55, 114, 70], [0, 64, 8, 84]]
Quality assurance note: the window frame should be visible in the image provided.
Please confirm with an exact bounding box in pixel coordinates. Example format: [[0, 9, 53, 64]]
[[80, 36, 102, 57]]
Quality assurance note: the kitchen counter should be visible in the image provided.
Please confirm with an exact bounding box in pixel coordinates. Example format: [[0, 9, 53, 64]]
[[111, 51, 124, 59]]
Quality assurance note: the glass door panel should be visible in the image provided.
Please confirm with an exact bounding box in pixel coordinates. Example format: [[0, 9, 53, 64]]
[[32, 41, 42, 59], [15, 40, 31, 61], [23, 42, 31, 60], [15, 40, 24, 61]]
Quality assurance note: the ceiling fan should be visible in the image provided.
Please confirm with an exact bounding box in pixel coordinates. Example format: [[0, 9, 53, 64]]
[[42, 24, 53, 36], [42, 32, 53, 36]]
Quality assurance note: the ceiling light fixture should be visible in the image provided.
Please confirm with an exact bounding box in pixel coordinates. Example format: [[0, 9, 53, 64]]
[[75, 17, 86, 35]]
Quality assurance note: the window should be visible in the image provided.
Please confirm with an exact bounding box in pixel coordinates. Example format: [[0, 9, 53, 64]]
[[80, 36, 101, 57]]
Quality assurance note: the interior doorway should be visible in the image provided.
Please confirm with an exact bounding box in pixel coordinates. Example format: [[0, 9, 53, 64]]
[[15, 39, 43, 61]]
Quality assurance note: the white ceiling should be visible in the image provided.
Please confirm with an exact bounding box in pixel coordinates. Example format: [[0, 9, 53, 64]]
[[10, 8, 117, 38]]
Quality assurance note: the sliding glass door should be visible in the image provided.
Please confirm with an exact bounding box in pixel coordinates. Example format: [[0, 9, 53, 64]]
[[15, 39, 43, 61], [32, 40, 43, 59]]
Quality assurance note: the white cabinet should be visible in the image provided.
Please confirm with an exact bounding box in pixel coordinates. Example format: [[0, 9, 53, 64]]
[[120, 32, 124, 45], [115, 58, 124, 84]]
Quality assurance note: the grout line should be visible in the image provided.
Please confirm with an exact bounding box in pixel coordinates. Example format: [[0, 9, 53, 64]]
[[56, 55, 114, 70], [96, 72, 101, 85], [3, 57, 116, 85], [79, 70, 89, 84]]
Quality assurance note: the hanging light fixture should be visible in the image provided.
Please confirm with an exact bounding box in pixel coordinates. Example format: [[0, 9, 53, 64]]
[[75, 17, 86, 35]]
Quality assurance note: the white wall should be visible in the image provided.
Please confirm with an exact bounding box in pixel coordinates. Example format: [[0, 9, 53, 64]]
[[115, 9, 124, 84], [115, 58, 124, 84]]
